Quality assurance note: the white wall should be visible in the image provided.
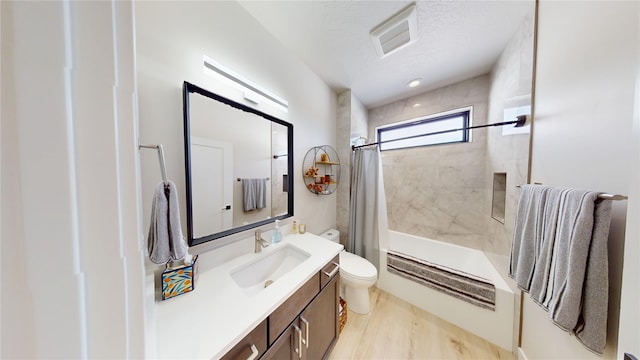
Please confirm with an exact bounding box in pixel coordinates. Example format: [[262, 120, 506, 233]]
[[1, 1, 146, 358], [524, 1, 639, 359], [618, 12, 640, 359], [134, 3, 337, 354], [351, 92, 369, 139], [135, 1, 337, 248]]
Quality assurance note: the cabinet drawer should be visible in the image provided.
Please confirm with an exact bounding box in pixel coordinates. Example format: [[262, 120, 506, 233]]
[[269, 273, 320, 345], [320, 255, 340, 289], [221, 319, 267, 360]]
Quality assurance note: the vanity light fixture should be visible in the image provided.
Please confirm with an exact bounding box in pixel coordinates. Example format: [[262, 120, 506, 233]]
[[408, 78, 421, 88], [203, 55, 288, 112]]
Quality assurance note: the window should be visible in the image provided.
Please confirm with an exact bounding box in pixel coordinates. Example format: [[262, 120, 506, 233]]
[[376, 108, 471, 151]]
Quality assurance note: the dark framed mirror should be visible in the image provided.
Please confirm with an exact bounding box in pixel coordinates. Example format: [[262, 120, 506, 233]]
[[183, 81, 294, 247]]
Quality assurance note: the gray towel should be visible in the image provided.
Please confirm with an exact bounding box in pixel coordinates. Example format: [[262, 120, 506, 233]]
[[509, 185, 533, 281], [575, 198, 611, 354], [242, 178, 266, 212], [510, 185, 613, 354], [509, 184, 551, 290], [548, 190, 599, 330], [529, 187, 568, 306], [147, 181, 187, 264], [547, 190, 611, 355]]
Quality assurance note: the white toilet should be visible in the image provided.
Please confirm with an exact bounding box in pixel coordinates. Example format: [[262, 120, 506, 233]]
[[319, 229, 378, 314]]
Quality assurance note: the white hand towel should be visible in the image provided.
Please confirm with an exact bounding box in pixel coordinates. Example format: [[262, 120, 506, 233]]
[[148, 181, 187, 264]]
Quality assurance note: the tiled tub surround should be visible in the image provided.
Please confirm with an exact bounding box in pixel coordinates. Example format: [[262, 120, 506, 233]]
[[367, 6, 533, 267], [154, 233, 342, 359], [370, 75, 492, 251], [378, 230, 514, 351], [484, 5, 534, 274]]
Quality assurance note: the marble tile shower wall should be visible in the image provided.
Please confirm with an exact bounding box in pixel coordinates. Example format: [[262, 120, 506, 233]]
[[336, 90, 352, 247], [368, 75, 492, 251], [484, 9, 534, 276]]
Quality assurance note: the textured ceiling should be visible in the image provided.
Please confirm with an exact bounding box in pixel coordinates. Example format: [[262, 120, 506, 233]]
[[238, 1, 533, 108]]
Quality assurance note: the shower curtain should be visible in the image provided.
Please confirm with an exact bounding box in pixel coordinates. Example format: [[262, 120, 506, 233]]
[[348, 146, 388, 270]]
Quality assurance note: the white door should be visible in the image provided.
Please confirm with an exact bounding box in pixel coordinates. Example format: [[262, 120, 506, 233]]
[[190, 137, 233, 238]]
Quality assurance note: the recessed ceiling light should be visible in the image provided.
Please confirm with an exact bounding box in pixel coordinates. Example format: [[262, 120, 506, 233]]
[[413, 103, 421, 108], [408, 78, 421, 88]]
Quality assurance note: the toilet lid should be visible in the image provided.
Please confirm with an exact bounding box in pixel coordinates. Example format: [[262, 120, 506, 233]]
[[340, 251, 377, 280]]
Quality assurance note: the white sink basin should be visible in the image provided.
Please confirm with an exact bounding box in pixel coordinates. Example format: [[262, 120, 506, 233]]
[[230, 243, 311, 296]]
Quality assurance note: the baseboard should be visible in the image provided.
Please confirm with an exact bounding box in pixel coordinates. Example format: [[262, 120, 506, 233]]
[[517, 347, 529, 360]]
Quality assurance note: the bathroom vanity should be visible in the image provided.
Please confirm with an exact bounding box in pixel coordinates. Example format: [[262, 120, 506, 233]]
[[225, 255, 340, 359], [154, 233, 342, 359]]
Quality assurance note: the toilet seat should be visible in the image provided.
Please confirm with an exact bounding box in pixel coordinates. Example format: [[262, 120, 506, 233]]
[[339, 251, 377, 282]]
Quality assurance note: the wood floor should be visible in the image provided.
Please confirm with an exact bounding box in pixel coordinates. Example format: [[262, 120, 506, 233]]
[[328, 287, 514, 360]]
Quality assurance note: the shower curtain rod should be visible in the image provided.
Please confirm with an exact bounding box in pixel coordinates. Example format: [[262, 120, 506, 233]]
[[351, 115, 528, 151]]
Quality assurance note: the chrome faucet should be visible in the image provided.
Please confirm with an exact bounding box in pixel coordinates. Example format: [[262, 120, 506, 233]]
[[255, 230, 269, 253]]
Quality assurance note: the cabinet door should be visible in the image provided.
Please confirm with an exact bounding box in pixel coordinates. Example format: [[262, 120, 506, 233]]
[[300, 275, 339, 360], [269, 274, 320, 345], [262, 323, 303, 360]]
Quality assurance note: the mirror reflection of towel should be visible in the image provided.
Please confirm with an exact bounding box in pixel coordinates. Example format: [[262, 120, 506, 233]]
[[242, 178, 266, 212], [148, 181, 187, 264]]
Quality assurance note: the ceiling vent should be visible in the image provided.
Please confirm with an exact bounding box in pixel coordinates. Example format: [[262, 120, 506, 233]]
[[370, 4, 417, 58]]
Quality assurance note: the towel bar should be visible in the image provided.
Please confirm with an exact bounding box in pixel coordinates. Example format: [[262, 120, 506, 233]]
[[516, 185, 627, 201], [139, 143, 168, 183], [237, 177, 270, 181]]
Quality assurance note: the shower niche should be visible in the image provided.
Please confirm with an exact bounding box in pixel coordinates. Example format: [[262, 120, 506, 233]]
[[491, 172, 507, 223], [303, 145, 340, 195]]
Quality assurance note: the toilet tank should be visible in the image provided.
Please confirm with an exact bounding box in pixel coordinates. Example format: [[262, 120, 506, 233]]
[[319, 229, 339, 243]]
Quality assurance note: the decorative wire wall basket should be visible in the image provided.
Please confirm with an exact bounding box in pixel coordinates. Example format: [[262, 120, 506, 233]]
[[302, 145, 341, 195]]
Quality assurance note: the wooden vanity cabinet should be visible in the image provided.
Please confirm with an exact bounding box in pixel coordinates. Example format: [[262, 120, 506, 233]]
[[221, 319, 267, 360], [300, 274, 339, 359], [269, 274, 321, 344], [222, 255, 340, 360], [261, 323, 299, 360], [265, 255, 340, 360]]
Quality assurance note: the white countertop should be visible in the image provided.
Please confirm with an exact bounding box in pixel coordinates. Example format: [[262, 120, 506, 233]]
[[154, 233, 343, 359]]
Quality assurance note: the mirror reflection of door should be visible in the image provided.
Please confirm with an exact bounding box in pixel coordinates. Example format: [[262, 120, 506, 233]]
[[182, 81, 294, 246], [191, 137, 233, 237]]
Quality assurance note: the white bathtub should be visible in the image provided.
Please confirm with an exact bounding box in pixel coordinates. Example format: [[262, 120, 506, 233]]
[[378, 230, 515, 352]]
